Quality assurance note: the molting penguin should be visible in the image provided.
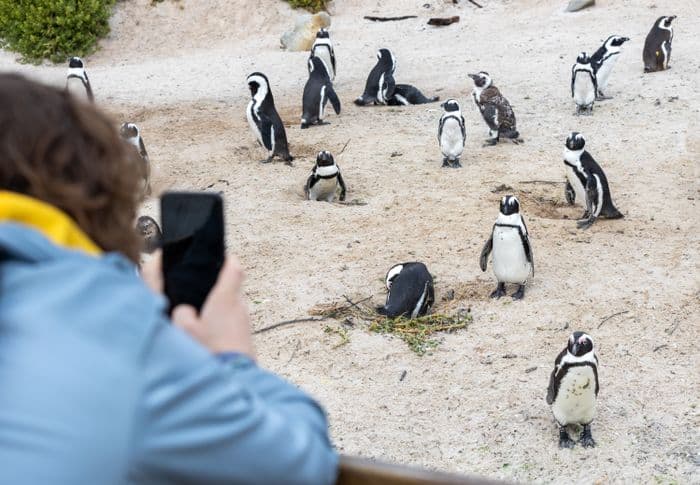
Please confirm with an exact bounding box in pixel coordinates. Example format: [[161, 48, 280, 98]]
[[643, 16, 676, 73], [546, 332, 599, 449], [65, 57, 94, 103], [246, 72, 293, 164], [136, 216, 162, 254], [571, 52, 597, 115], [590, 35, 630, 100], [386, 84, 440, 106], [377, 262, 434, 318], [437, 99, 465, 168], [120, 122, 151, 196], [479, 195, 533, 300], [301, 56, 341, 129], [468, 72, 521, 146], [354, 48, 396, 106], [304, 150, 346, 202], [310, 28, 336, 80], [563, 132, 623, 229]]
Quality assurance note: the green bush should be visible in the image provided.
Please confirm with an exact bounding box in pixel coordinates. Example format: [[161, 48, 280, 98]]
[[0, 0, 115, 63], [284, 0, 327, 13]]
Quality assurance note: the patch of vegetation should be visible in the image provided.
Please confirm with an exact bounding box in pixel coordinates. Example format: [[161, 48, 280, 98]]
[[284, 0, 328, 13], [323, 324, 350, 348], [0, 0, 116, 63]]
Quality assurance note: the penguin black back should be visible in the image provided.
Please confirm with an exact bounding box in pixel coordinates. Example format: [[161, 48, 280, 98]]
[[301, 57, 341, 129], [643, 16, 676, 73], [377, 262, 434, 319], [355, 48, 396, 106]]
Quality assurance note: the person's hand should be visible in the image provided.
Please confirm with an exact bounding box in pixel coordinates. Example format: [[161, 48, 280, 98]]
[[172, 257, 255, 359], [140, 249, 163, 294]]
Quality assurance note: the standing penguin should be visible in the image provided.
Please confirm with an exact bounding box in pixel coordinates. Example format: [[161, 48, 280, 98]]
[[136, 216, 162, 255], [304, 150, 346, 202], [571, 52, 597, 115], [377, 262, 434, 319], [563, 132, 623, 229], [546, 332, 599, 449], [643, 16, 676, 73], [301, 57, 341, 129], [310, 28, 336, 80], [468, 72, 521, 146], [437, 99, 466, 168], [354, 48, 396, 106], [65, 57, 94, 103], [479, 195, 533, 300], [590, 35, 630, 100], [246, 72, 293, 164], [120, 122, 151, 196]]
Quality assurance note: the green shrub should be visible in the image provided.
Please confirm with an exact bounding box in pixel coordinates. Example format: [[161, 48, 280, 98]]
[[284, 0, 327, 13], [0, 0, 116, 63]]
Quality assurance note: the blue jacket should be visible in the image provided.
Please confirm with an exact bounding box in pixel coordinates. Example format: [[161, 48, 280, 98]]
[[0, 223, 338, 484]]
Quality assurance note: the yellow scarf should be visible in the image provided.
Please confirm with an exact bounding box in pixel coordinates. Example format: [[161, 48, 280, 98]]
[[0, 190, 101, 256]]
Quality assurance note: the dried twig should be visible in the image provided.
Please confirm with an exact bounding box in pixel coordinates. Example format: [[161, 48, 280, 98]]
[[519, 180, 566, 185], [364, 15, 417, 22], [597, 310, 630, 329], [253, 317, 328, 334], [467, 0, 483, 7], [652, 344, 668, 352], [338, 138, 351, 156]]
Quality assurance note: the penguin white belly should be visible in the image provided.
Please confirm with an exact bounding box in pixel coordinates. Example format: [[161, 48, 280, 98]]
[[573, 74, 595, 107], [596, 56, 617, 91], [67, 77, 89, 102], [316, 49, 334, 80], [246, 102, 264, 146], [565, 166, 586, 207], [552, 366, 597, 426], [440, 119, 464, 160], [492, 227, 530, 284], [309, 177, 338, 202]]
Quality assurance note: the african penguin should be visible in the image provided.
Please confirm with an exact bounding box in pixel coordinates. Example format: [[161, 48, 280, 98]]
[[65, 57, 94, 103], [120, 122, 151, 196], [590, 35, 629, 100], [354, 48, 396, 106], [136, 216, 162, 254], [304, 150, 346, 202], [546, 331, 599, 449], [643, 16, 676, 73], [386, 84, 440, 106], [246, 72, 293, 164], [438, 99, 465, 168], [301, 56, 341, 129], [310, 28, 336, 80], [479, 195, 533, 300], [377, 262, 434, 319], [571, 52, 597, 115], [563, 132, 623, 229], [468, 72, 521, 146]]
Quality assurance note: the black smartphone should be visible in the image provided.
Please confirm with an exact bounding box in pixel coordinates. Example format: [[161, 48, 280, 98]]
[[161, 192, 225, 314]]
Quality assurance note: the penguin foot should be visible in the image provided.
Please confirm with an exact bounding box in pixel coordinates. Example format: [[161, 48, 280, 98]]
[[596, 94, 612, 101], [559, 427, 576, 449], [300, 123, 309, 129], [490, 283, 506, 299], [576, 218, 595, 230], [441, 158, 450, 168], [512, 285, 525, 300], [483, 138, 498, 147], [510, 138, 524, 145], [580, 425, 596, 448], [451, 160, 462, 168], [261, 158, 273, 164]]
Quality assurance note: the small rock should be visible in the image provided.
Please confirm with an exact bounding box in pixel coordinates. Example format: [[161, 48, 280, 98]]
[[390, 151, 402, 157], [443, 289, 455, 301], [280, 12, 331, 52], [525, 366, 538, 373], [565, 0, 595, 12]]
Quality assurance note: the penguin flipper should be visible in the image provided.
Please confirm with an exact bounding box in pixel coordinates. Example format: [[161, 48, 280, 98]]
[[517, 226, 534, 278], [304, 174, 315, 199], [547, 348, 567, 404], [337, 171, 347, 201], [327, 85, 341, 115], [257, 115, 273, 151], [84, 72, 94, 102], [479, 233, 493, 272], [481, 104, 499, 132]]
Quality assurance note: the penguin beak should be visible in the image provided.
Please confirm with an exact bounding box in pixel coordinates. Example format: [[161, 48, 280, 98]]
[[467, 74, 477, 80], [622, 37, 630, 43]]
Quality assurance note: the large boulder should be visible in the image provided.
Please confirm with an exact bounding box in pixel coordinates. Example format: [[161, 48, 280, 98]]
[[280, 12, 331, 51]]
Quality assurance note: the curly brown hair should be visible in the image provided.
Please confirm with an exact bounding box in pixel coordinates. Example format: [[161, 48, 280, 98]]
[[0, 73, 143, 262]]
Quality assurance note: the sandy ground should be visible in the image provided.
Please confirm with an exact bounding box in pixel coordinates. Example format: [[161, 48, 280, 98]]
[[2, 0, 699, 482]]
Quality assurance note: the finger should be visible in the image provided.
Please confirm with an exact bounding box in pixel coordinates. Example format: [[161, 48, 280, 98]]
[[140, 249, 163, 294], [171, 304, 199, 331], [204, 256, 245, 306]]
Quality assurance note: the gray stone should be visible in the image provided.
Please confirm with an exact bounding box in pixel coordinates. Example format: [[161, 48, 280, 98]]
[[280, 12, 331, 52], [566, 0, 595, 12]]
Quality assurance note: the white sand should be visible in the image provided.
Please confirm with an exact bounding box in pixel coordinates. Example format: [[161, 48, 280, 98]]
[[2, 0, 698, 482]]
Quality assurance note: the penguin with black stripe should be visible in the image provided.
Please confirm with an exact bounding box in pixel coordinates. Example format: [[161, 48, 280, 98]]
[[571, 52, 597, 115], [643, 16, 676, 73], [546, 331, 599, 449], [246, 72, 293, 164], [120, 122, 151, 196], [301, 56, 341, 129], [377, 262, 434, 319], [590, 35, 630, 100], [310, 28, 336, 80], [480, 195, 533, 300], [354, 48, 396, 106], [437, 99, 465, 168], [387, 84, 439, 105], [563, 132, 623, 229], [304, 150, 346, 202], [468, 72, 521, 145], [66, 57, 94, 103], [136, 216, 162, 255]]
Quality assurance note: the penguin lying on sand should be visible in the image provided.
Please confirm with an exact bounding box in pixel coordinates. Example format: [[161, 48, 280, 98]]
[[547, 331, 599, 449], [304, 150, 346, 202], [246, 72, 293, 164], [438, 99, 465, 168], [66, 57, 94, 103], [386, 84, 439, 106], [480, 195, 533, 300], [643, 16, 676, 73], [563, 132, 623, 229], [468, 72, 521, 145], [377, 262, 434, 318], [302, 56, 341, 129], [571, 52, 597, 115], [590, 35, 629, 100], [355, 48, 396, 106]]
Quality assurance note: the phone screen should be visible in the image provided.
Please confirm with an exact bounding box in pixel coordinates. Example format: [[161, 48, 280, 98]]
[[161, 192, 225, 314]]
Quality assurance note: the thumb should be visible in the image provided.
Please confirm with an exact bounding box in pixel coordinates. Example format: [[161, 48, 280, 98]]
[[172, 304, 199, 332]]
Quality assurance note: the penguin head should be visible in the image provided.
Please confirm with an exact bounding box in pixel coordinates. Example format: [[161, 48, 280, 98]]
[[499, 195, 520, 216], [68, 57, 84, 69], [316, 150, 335, 167], [576, 52, 590, 64], [316, 28, 330, 39], [567, 332, 594, 357], [606, 35, 630, 50], [441, 99, 460, 112], [120, 122, 139, 140], [565, 132, 586, 151], [246, 72, 270, 100], [657, 16, 676, 28], [467, 72, 491, 88], [385, 263, 404, 290], [136, 216, 162, 254], [377, 48, 397, 72]]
